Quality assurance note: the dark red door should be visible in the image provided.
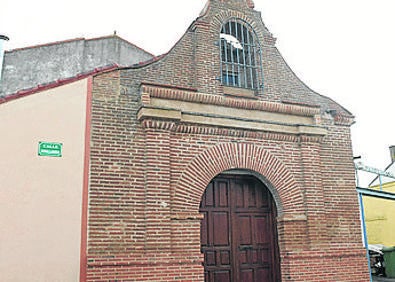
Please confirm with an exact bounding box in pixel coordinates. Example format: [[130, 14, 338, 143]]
[[200, 174, 280, 282]]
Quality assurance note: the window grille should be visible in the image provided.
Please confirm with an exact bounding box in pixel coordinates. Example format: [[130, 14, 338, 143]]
[[220, 19, 263, 90]]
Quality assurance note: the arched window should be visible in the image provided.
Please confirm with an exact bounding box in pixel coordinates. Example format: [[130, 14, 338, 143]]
[[220, 19, 262, 90]]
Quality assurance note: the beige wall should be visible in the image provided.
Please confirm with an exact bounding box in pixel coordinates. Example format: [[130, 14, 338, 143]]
[[364, 183, 395, 246], [0, 79, 88, 281]]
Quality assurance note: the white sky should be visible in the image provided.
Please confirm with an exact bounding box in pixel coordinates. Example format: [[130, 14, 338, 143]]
[[2, 0, 395, 186]]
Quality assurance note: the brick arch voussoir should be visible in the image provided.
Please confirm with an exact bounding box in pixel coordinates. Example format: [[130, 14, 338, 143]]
[[173, 143, 303, 215], [211, 9, 257, 35]]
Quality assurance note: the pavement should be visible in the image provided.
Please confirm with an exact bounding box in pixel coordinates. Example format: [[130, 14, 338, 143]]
[[372, 276, 395, 282]]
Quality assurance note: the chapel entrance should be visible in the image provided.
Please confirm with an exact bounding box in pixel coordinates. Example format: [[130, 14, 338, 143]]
[[200, 174, 280, 282]]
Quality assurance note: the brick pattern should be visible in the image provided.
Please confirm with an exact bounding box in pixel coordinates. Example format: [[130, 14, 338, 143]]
[[281, 249, 369, 282], [85, 0, 369, 281], [87, 89, 368, 280]]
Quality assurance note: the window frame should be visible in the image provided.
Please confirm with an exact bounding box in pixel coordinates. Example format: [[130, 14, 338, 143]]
[[219, 18, 263, 91]]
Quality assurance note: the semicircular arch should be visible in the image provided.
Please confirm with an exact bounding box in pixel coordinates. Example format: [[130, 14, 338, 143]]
[[172, 142, 304, 215]]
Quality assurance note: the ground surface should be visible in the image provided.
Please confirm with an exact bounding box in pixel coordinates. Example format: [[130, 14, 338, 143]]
[[372, 276, 395, 281]]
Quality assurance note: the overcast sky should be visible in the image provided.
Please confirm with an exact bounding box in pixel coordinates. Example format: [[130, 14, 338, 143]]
[[2, 0, 394, 186]]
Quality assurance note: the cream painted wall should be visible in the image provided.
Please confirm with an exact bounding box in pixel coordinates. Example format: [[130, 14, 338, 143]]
[[0, 79, 88, 281], [364, 183, 395, 247]]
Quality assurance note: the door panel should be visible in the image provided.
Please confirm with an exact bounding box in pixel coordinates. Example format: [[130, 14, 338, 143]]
[[201, 179, 233, 282], [213, 212, 229, 245], [214, 271, 231, 282], [200, 175, 280, 282]]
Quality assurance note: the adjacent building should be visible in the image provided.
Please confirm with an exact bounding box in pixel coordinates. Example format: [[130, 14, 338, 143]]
[[0, 0, 370, 281], [0, 34, 153, 97], [364, 146, 395, 247]]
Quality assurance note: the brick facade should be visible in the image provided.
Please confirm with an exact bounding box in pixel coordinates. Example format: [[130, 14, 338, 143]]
[[85, 0, 370, 281]]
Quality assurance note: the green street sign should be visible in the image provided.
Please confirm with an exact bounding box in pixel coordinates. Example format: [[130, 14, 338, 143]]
[[38, 142, 62, 157]]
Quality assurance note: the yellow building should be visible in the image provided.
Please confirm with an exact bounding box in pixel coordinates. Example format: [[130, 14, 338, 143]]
[[363, 147, 395, 247]]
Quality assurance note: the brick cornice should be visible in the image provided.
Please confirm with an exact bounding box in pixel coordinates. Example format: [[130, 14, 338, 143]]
[[299, 134, 325, 143], [334, 113, 355, 126], [141, 83, 320, 117], [175, 123, 299, 141], [140, 119, 176, 131], [138, 117, 325, 144], [177, 123, 325, 143]]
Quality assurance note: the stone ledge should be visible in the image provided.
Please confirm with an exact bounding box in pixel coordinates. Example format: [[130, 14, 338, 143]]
[[137, 106, 327, 137], [141, 83, 321, 117]]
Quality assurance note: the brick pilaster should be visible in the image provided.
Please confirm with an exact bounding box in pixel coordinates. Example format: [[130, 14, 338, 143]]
[[143, 121, 174, 251], [299, 135, 328, 249]]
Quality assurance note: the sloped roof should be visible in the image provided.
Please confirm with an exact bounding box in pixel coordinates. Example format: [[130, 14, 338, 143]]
[[369, 161, 395, 187]]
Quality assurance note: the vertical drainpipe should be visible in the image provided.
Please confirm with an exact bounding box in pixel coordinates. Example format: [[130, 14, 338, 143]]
[[0, 35, 10, 82]]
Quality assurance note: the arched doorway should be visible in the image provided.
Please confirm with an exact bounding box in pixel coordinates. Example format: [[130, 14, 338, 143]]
[[200, 173, 280, 282]]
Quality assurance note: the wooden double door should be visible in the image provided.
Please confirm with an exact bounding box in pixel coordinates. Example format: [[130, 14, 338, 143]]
[[200, 174, 280, 282]]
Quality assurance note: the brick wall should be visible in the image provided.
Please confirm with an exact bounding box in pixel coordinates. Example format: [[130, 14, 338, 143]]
[[85, 0, 369, 281]]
